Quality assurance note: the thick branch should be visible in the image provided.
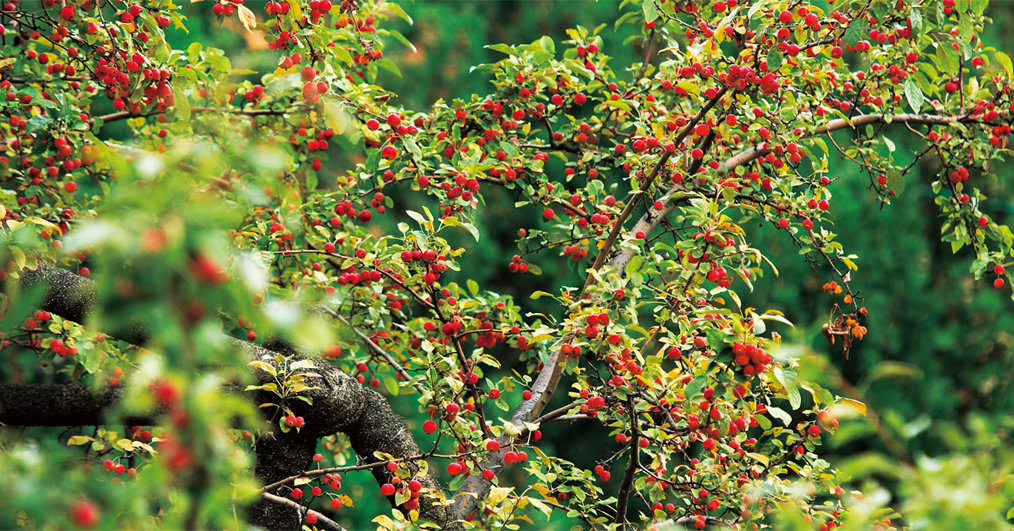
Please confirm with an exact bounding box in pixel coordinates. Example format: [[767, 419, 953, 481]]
[[0, 383, 156, 426], [1, 263, 459, 530]]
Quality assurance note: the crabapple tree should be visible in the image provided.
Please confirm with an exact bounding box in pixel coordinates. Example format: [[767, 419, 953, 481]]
[[0, 0, 1012, 529]]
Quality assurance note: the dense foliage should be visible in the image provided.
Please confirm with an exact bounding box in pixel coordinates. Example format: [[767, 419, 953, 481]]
[[1, 0, 1013, 529]]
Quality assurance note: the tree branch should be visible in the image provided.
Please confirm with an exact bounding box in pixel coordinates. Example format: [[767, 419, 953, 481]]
[[95, 106, 296, 125], [261, 493, 345, 531], [1, 263, 460, 530], [609, 111, 978, 271]]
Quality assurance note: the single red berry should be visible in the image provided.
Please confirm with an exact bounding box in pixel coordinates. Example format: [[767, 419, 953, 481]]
[[69, 499, 100, 529]]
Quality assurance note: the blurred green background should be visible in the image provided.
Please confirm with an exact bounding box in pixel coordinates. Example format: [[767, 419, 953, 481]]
[[165, 2, 1014, 528]]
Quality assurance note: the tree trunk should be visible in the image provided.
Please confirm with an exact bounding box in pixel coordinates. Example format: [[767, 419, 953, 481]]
[[0, 263, 459, 530]]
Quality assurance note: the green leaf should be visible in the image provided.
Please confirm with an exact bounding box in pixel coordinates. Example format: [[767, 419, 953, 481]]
[[206, 54, 232, 72], [332, 46, 353, 67], [467, 279, 479, 296], [403, 137, 422, 160], [187, 42, 203, 62], [996, 51, 1013, 79], [904, 77, 924, 113], [443, 217, 479, 241], [25, 114, 53, 135], [748, 0, 768, 18], [643, 0, 659, 23], [486, 43, 517, 56], [383, 375, 399, 396], [385, 3, 413, 25], [935, 44, 959, 75], [375, 58, 402, 77], [909, 7, 923, 34], [539, 35, 556, 56], [767, 47, 783, 70], [844, 20, 864, 47], [766, 406, 792, 426], [887, 170, 905, 197], [683, 376, 706, 399], [173, 85, 190, 121], [387, 28, 416, 53], [365, 149, 380, 175], [959, 15, 973, 42]]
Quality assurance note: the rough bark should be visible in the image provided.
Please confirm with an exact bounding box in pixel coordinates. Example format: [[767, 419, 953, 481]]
[[0, 383, 156, 426], [0, 263, 458, 530]]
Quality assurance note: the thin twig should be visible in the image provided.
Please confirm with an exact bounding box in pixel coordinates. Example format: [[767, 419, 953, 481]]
[[261, 493, 345, 531]]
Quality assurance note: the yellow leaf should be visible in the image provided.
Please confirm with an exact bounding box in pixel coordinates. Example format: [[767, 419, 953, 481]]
[[532, 483, 551, 498], [488, 486, 510, 506], [116, 438, 135, 451], [248, 360, 277, 377], [373, 515, 395, 530], [838, 397, 867, 416], [238, 5, 257, 32], [24, 216, 57, 228], [10, 246, 26, 269], [527, 497, 553, 520], [67, 435, 92, 445], [338, 494, 353, 508], [322, 97, 349, 135]]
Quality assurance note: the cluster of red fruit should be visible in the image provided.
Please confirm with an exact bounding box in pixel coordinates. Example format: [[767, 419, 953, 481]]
[[284, 414, 306, 428], [210, 1, 240, 17], [397, 247, 450, 285], [333, 198, 375, 224], [379, 474, 423, 510], [822, 280, 843, 294], [507, 254, 530, 274], [47, 338, 79, 358], [102, 458, 136, 480], [731, 342, 772, 376]]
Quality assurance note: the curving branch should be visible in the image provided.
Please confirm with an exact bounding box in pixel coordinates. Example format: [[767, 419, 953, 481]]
[[261, 493, 345, 531], [0, 263, 459, 531], [607, 111, 979, 272], [95, 106, 297, 125]]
